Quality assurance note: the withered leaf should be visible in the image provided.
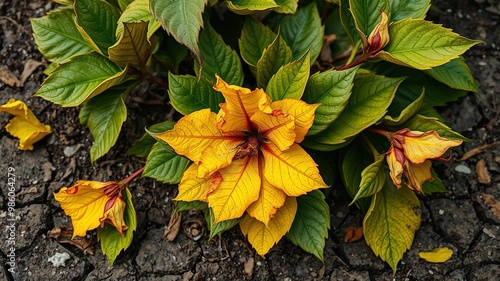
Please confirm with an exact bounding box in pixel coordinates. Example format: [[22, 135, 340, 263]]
[[459, 142, 499, 161], [48, 226, 94, 255], [482, 193, 500, 220], [344, 225, 363, 243], [164, 210, 182, 241], [476, 159, 491, 184]]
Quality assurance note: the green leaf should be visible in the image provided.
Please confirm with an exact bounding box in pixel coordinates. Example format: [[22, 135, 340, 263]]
[[150, 0, 206, 63], [349, 0, 388, 39], [116, 0, 162, 40], [204, 209, 240, 239], [424, 57, 478, 92], [341, 143, 372, 212], [239, 17, 276, 67], [422, 168, 448, 194], [143, 142, 191, 184], [307, 73, 404, 147], [168, 73, 224, 115], [256, 32, 293, 88], [82, 82, 133, 163], [351, 156, 385, 203], [98, 187, 137, 265], [403, 114, 467, 141], [194, 21, 244, 85], [390, 0, 430, 21], [303, 66, 359, 136], [225, 0, 278, 15], [280, 3, 323, 65], [377, 19, 481, 70], [273, 0, 297, 14], [382, 87, 425, 126], [30, 8, 93, 63], [35, 53, 126, 107], [74, 0, 120, 56], [176, 200, 208, 212], [127, 120, 175, 158], [363, 185, 421, 273], [109, 21, 157, 67], [285, 190, 330, 261], [339, 0, 361, 46], [266, 52, 309, 101]]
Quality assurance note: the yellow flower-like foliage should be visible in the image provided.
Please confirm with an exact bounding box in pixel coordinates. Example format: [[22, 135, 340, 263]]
[[0, 98, 52, 150], [365, 10, 390, 55], [54, 180, 128, 238], [156, 75, 328, 255], [386, 128, 462, 193]]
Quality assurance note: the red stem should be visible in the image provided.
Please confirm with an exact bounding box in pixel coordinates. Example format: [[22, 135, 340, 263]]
[[120, 167, 145, 186]]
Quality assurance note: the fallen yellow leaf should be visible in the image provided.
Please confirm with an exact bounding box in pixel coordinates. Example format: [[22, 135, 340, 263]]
[[418, 247, 453, 263], [0, 98, 51, 150]]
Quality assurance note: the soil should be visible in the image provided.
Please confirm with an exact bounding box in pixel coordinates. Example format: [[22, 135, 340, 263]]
[[1, 0, 499, 280]]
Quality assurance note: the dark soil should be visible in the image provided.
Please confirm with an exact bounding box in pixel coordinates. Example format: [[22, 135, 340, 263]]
[[1, 0, 499, 280]]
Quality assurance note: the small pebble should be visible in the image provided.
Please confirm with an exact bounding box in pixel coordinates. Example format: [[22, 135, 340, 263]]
[[455, 164, 472, 174], [47, 252, 71, 267], [63, 144, 82, 157], [439, 209, 445, 215]]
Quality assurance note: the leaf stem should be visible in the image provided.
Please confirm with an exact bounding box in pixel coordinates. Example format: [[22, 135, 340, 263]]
[[120, 167, 145, 186]]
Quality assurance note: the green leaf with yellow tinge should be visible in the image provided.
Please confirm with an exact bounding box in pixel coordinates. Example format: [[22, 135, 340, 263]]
[[421, 168, 448, 194], [418, 247, 453, 263], [286, 190, 330, 261], [127, 120, 175, 158], [35, 53, 127, 107], [81, 81, 133, 163], [425, 57, 478, 92], [30, 8, 93, 63], [98, 188, 136, 265], [239, 17, 276, 67], [74, 0, 120, 56], [194, 21, 243, 85], [176, 200, 208, 212], [109, 21, 157, 67], [303, 66, 358, 136], [304, 73, 404, 148], [117, 0, 134, 11], [225, 0, 278, 15], [256, 32, 293, 88], [116, 0, 162, 40], [377, 19, 481, 70], [341, 143, 372, 212], [143, 142, 191, 184], [168, 73, 224, 115], [273, 0, 297, 14], [150, 0, 206, 63], [349, 0, 389, 39], [390, 0, 430, 21], [351, 156, 385, 204], [363, 185, 421, 273], [339, 0, 361, 46], [279, 3, 323, 65], [382, 88, 425, 126], [266, 51, 310, 101]]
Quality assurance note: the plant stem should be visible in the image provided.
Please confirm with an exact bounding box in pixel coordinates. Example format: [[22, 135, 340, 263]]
[[121, 167, 145, 185]]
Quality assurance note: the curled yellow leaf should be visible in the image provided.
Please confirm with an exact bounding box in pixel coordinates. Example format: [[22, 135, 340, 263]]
[[418, 247, 453, 263], [0, 98, 52, 150]]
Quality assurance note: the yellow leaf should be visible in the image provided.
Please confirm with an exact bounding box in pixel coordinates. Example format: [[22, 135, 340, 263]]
[[240, 196, 297, 256], [214, 75, 272, 132], [197, 139, 242, 178], [386, 147, 404, 188], [54, 180, 115, 238], [156, 108, 245, 163], [0, 99, 52, 150], [100, 196, 128, 236], [251, 109, 296, 151], [175, 163, 210, 202], [262, 143, 328, 196], [418, 247, 453, 263], [270, 99, 319, 143], [398, 130, 462, 164], [246, 176, 287, 226], [405, 160, 433, 193], [208, 157, 261, 223]]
